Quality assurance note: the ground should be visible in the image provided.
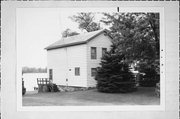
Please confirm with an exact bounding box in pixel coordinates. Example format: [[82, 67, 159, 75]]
[[23, 87, 159, 106]]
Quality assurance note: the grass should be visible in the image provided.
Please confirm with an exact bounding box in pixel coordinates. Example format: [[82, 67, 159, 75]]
[[23, 87, 160, 106]]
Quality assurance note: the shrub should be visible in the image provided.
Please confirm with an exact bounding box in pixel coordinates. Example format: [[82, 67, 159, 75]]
[[138, 62, 160, 87], [47, 83, 59, 92]]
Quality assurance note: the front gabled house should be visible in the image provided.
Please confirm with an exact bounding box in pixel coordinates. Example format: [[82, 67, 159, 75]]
[[45, 29, 112, 87]]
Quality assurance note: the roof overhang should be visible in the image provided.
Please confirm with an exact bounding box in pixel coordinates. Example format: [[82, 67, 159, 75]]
[[45, 29, 112, 51], [45, 41, 87, 50]]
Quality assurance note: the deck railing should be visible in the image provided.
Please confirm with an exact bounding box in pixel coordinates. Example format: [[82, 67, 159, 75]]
[[37, 78, 50, 85], [37, 78, 50, 92]]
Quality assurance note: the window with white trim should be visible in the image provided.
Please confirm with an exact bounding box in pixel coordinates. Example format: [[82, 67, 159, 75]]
[[75, 67, 80, 76], [91, 47, 97, 59]]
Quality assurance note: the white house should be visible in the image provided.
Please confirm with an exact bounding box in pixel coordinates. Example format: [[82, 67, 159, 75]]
[[45, 29, 112, 87]]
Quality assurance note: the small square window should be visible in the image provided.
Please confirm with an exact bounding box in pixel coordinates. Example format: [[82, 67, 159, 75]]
[[91, 68, 97, 77], [75, 67, 80, 76], [91, 47, 97, 59]]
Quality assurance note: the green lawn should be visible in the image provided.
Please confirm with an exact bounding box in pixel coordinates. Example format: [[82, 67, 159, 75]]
[[23, 87, 160, 106]]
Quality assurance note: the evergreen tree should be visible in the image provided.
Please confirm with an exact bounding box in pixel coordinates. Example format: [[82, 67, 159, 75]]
[[95, 49, 136, 93]]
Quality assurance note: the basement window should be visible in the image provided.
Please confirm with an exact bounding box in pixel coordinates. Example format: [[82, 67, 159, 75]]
[[75, 67, 80, 76]]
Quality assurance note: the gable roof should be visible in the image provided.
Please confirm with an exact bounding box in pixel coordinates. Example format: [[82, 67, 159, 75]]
[[45, 29, 110, 50]]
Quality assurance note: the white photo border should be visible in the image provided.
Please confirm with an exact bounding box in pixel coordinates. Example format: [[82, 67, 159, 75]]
[[2, 1, 179, 119]]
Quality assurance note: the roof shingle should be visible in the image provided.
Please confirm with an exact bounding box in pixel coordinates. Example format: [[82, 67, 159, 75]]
[[45, 29, 108, 50]]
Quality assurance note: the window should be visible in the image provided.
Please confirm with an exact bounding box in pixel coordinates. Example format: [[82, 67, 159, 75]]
[[75, 67, 80, 76], [49, 69, 53, 80], [91, 47, 97, 59], [91, 68, 97, 77], [102, 48, 107, 56]]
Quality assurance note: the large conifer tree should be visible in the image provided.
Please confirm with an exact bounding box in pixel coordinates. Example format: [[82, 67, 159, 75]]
[[95, 47, 136, 93]]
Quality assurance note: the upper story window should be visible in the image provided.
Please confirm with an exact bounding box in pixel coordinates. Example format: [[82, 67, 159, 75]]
[[102, 48, 107, 56], [75, 67, 80, 76], [91, 47, 97, 59]]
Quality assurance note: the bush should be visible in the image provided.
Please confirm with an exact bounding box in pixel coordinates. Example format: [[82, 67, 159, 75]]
[[138, 62, 160, 87], [139, 79, 158, 87], [47, 83, 59, 92]]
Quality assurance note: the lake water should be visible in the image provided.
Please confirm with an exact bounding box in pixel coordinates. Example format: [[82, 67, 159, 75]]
[[22, 73, 48, 91]]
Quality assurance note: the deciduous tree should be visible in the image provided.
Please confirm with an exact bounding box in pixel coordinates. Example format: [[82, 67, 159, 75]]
[[61, 28, 79, 38], [70, 13, 101, 32], [101, 13, 160, 81]]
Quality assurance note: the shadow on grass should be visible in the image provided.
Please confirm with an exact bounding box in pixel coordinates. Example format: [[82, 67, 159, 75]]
[[23, 87, 160, 106]]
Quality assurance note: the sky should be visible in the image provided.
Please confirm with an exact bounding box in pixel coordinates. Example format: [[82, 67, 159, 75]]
[[17, 8, 116, 68]]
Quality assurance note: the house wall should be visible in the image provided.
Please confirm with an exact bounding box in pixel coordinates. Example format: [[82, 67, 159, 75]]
[[47, 48, 67, 86], [87, 33, 112, 87], [47, 44, 88, 87]]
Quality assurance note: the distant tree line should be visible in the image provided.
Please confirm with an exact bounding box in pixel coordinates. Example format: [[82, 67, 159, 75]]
[[22, 67, 47, 74]]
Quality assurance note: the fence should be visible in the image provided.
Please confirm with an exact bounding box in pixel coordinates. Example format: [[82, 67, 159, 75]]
[[37, 78, 50, 92], [37, 78, 50, 85]]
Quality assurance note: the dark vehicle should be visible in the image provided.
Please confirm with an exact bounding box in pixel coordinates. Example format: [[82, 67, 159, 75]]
[[22, 80, 26, 95]]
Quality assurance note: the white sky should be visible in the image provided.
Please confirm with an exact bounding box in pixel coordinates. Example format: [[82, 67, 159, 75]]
[[17, 8, 116, 68]]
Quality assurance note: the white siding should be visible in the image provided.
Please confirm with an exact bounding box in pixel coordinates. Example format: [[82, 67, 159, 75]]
[[66, 45, 87, 87], [47, 44, 87, 87], [47, 48, 67, 86], [87, 33, 112, 87]]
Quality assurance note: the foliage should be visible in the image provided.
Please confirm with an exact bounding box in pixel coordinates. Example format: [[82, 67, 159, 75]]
[[70, 12, 101, 32], [61, 28, 79, 38], [101, 12, 160, 81], [95, 50, 136, 93], [139, 78, 159, 87], [47, 83, 59, 92]]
